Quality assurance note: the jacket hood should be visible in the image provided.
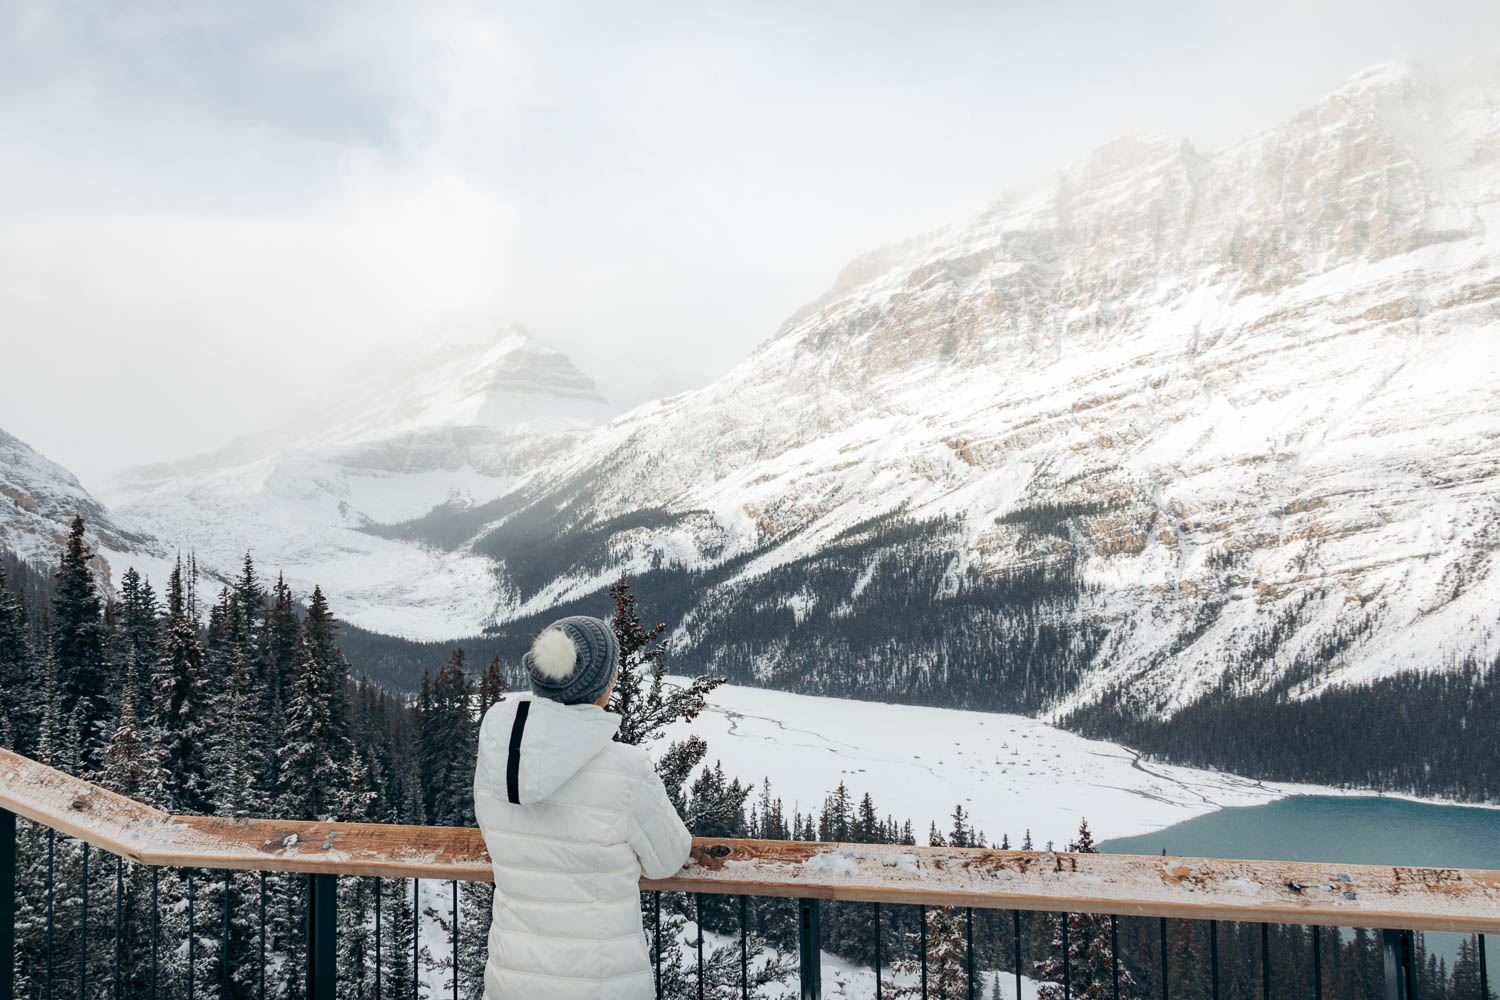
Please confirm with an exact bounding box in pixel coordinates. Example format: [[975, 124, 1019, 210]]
[[478, 695, 621, 806]]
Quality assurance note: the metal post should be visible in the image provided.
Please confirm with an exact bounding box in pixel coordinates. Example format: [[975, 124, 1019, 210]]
[[797, 898, 821, 1000], [1013, 911, 1022, 1000], [1111, 914, 1120, 1000], [306, 873, 337, 1000], [80, 844, 88, 1000], [1, 810, 14, 1000], [1160, 917, 1169, 1000], [1063, 915, 1071, 1000], [1479, 934, 1488, 1000], [966, 908, 975, 1000], [1261, 923, 1270, 1000], [1381, 929, 1414, 1000], [1311, 925, 1321, 1000], [375, 879, 382, 1000], [695, 894, 704, 1000], [1211, 921, 1220, 1000]]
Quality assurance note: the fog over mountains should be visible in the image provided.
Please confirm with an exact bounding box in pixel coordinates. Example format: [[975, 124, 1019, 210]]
[[5, 57, 1498, 721]]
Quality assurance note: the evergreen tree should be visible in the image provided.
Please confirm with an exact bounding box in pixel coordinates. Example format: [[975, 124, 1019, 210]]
[[883, 907, 970, 999], [477, 653, 507, 716], [153, 561, 215, 813], [607, 575, 722, 745], [1032, 820, 1135, 1000], [0, 560, 36, 750], [277, 587, 353, 822], [115, 568, 162, 712], [215, 646, 269, 818], [101, 657, 169, 807], [417, 649, 478, 826], [50, 516, 109, 770]]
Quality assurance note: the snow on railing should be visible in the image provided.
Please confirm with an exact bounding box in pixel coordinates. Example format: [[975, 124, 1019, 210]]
[[3, 746, 1497, 933]]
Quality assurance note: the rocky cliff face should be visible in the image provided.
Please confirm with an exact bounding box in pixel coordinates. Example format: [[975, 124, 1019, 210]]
[[0, 428, 173, 589], [417, 58, 1500, 713]]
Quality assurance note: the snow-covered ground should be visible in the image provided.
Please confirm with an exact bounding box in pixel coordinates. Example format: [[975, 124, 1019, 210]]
[[658, 678, 1314, 848]]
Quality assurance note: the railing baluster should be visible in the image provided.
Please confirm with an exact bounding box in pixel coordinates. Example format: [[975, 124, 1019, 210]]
[[188, 869, 195, 1000], [45, 828, 54, 1000], [79, 843, 88, 1000], [874, 902, 882, 1000], [920, 904, 928, 1000], [307, 873, 337, 1000], [221, 869, 231, 997], [1159, 916, 1168, 1000], [113, 855, 121, 1000], [1013, 910, 1022, 1000], [259, 871, 267, 1000], [695, 893, 704, 1000], [450, 879, 458, 1000], [1311, 925, 1322, 1000], [1211, 920, 1221, 1000], [1063, 914, 1071, 1000], [966, 907, 975, 1000], [375, 878, 383, 1000], [740, 894, 748, 1000], [1381, 929, 1415, 1000], [150, 868, 157, 1000], [1, 809, 14, 1000], [798, 898, 821, 1000], [1111, 914, 1120, 1000], [653, 890, 661, 1000], [413, 878, 420, 1000], [1478, 934, 1488, 1000], [1261, 922, 1271, 1000]]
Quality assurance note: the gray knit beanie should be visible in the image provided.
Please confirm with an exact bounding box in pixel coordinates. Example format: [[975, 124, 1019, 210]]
[[524, 616, 620, 705]]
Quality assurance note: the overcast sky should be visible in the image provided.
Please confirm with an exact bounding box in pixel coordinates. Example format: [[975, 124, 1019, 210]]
[[2, 1, 1496, 484]]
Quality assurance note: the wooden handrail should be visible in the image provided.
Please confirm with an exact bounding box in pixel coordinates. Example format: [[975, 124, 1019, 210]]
[[3, 747, 1497, 933]]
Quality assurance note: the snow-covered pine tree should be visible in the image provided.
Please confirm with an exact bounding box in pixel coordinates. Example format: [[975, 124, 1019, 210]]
[[607, 575, 722, 746], [881, 906, 970, 999], [115, 567, 162, 718], [417, 648, 477, 827], [215, 645, 269, 819], [336, 751, 384, 1000], [153, 560, 215, 814], [1032, 819, 1135, 1000], [50, 516, 109, 772], [477, 653, 506, 716], [0, 560, 36, 751], [277, 586, 353, 821]]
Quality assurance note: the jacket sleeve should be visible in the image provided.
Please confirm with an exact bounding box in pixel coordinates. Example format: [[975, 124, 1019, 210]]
[[625, 750, 693, 880]]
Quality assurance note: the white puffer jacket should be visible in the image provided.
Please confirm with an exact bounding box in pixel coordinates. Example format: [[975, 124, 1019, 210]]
[[474, 694, 693, 1000]]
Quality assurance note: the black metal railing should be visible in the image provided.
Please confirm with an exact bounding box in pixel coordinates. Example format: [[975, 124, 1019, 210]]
[[2, 809, 1495, 1000]]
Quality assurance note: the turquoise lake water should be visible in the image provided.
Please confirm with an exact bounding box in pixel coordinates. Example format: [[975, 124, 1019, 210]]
[[1099, 795, 1499, 967]]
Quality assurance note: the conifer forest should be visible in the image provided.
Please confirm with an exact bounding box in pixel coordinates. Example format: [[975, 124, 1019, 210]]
[[0, 521, 1493, 999]]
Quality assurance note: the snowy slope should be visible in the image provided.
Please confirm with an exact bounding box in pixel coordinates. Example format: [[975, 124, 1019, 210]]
[[391, 56, 1500, 711], [659, 679, 1315, 850], [105, 329, 613, 637], [0, 427, 178, 590]]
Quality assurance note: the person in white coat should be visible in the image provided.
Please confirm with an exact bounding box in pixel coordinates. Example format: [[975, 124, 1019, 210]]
[[474, 615, 693, 1000]]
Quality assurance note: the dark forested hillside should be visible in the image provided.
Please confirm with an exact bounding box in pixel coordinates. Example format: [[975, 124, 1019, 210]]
[[1064, 654, 1500, 803]]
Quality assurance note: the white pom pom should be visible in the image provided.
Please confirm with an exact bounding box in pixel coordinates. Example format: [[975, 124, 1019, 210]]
[[529, 628, 578, 681]]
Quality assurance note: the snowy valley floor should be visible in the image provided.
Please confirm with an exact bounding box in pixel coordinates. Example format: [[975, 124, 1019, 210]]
[[657, 678, 1330, 848]]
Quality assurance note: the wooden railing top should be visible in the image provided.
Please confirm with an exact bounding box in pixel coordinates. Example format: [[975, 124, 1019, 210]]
[[3, 747, 1497, 933]]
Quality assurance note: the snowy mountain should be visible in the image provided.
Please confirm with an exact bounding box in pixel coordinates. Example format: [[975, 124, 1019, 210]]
[[379, 57, 1500, 713], [0, 427, 176, 589], [105, 328, 613, 637]]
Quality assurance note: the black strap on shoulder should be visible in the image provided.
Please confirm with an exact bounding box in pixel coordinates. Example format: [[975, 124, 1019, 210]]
[[505, 700, 531, 804]]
